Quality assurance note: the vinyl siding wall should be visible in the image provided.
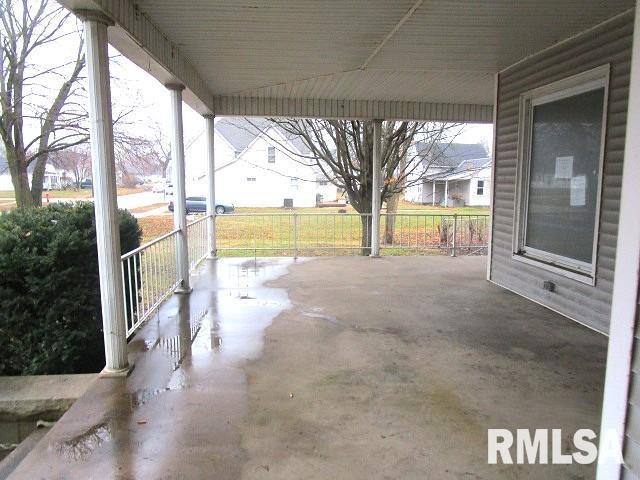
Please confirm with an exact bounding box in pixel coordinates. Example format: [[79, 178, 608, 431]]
[[489, 10, 634, 334]]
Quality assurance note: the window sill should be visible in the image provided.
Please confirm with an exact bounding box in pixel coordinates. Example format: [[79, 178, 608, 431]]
[[511, 253, 596, 286]]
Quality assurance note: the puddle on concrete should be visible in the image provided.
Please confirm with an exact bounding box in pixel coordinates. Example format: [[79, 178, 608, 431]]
[[50, 258, 298, 467], [55, 419, 112, 461]]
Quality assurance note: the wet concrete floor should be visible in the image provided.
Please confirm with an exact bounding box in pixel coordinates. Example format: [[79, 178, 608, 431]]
[[7, 256, 607, 479]]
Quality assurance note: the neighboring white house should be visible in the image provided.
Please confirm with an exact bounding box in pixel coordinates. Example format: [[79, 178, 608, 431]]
[[404, 143, 491, 207], [0, 156, 69, 191], [184, 118, 337, 208]]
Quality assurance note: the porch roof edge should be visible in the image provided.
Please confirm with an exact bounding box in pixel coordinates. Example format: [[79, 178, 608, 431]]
[[213, 96, 493, 123]]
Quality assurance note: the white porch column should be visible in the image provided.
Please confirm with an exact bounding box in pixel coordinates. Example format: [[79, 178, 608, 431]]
[[167, 84, 191, 293], [204, 114, 217, 259], [596, 5, 640, 480], [444, 180, 449, 207], [78, 10, 130, 375], [370, 119, 382, 257], [432, 181, 436, 206]]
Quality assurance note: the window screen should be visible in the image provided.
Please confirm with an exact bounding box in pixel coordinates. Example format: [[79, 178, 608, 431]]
[[268, 146, 276, 163], [524, 87, 605, 265]]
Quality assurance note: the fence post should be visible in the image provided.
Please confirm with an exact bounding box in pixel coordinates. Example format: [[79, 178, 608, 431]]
[[451, 214, 458, 257], [293, 213, 299, 259]]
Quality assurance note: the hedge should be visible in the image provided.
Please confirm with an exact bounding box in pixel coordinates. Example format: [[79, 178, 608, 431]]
[[0, 203, 141, 375]]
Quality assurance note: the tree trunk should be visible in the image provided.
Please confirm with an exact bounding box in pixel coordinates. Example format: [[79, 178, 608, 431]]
[[30, 154, 49, 206], [384, 193, 400, 244], [6, 149, 34, 209], [350, 186, 373, 256], [384, 155, 406, 244], [12, 169, 34, 209], [360, 214, 372, 256]]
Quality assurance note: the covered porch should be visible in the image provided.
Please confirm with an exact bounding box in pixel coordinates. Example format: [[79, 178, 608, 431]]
[[7, 256, 606, 479], [16, 0, 640, 477]]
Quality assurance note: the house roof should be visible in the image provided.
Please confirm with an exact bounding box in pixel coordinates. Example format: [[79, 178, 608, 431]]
[[419, 142, 491, 180], [0, 153, 66, 177], [216, 118, 259, 153], [418, 142, 489, 168], [216, 118, 311, 156]]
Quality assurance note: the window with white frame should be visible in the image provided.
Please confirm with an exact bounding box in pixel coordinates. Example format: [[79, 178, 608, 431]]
[[514, 65, 609, 280], [290, 177, 299, 191], [476, 180, 485, 196], [246, 177, 256, 183], [267, 146, 276, 163]]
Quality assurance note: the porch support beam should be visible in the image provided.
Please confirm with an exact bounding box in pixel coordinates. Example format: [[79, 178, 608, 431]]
[[78, 10, 130, 376], [596, 5, 640, 479], [168, 84, 191, 293], [204, 114, 217, 259], [370, 119, 382, 258]]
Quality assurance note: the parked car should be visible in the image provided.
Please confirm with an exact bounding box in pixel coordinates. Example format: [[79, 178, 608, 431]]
[[151, 183, 165, 193], [80, 179, 93, 189], [168, 197, 235, 214]]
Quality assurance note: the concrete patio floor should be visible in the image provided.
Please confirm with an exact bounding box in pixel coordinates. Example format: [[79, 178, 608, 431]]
[[7, 256, 607, 479]]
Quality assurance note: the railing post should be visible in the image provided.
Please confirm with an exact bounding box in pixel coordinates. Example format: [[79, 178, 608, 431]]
[[204, 114, 217, 259], [451, 214, 458, 257], [77, 9, 131, 376], [370, 119, 382, 257], [167, 84, 191, 293], [293, 212, 299, 259]]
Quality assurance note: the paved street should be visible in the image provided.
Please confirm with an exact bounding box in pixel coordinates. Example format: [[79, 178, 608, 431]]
[[46, 191, 168, 213]]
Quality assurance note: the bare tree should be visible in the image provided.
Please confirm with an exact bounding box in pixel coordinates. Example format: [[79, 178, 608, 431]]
[[50, 146, 90, 189], [148, 123, 171, 178], [111, 122, 179, 187], [0, 0, 88, 207], [246, 119, 458, 254]]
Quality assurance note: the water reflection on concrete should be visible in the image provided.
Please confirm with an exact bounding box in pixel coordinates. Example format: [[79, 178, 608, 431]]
[[56, 419, 112, 461], [9, 258, 297, 480]]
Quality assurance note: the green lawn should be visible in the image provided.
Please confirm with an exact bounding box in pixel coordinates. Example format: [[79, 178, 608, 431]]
[[234, 203, 489, 216], [138, 204, 490, 257]]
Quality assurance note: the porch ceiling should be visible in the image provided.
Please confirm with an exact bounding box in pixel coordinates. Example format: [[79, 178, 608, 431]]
[[59, 0, 633, 120]]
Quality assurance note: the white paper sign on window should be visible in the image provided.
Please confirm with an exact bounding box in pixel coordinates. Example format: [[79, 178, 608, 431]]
[[555, 156, 574, 179], [570, 175, 586, 206]]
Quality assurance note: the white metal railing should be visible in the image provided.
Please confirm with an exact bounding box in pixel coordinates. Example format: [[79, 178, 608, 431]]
[[187, 215, 209, 269], [382, 213, 490, 256], [121, 212, 488, 338], [121, 215, 212, 338], [215, 212, 489, 257], [121, 229, 180, 337]]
